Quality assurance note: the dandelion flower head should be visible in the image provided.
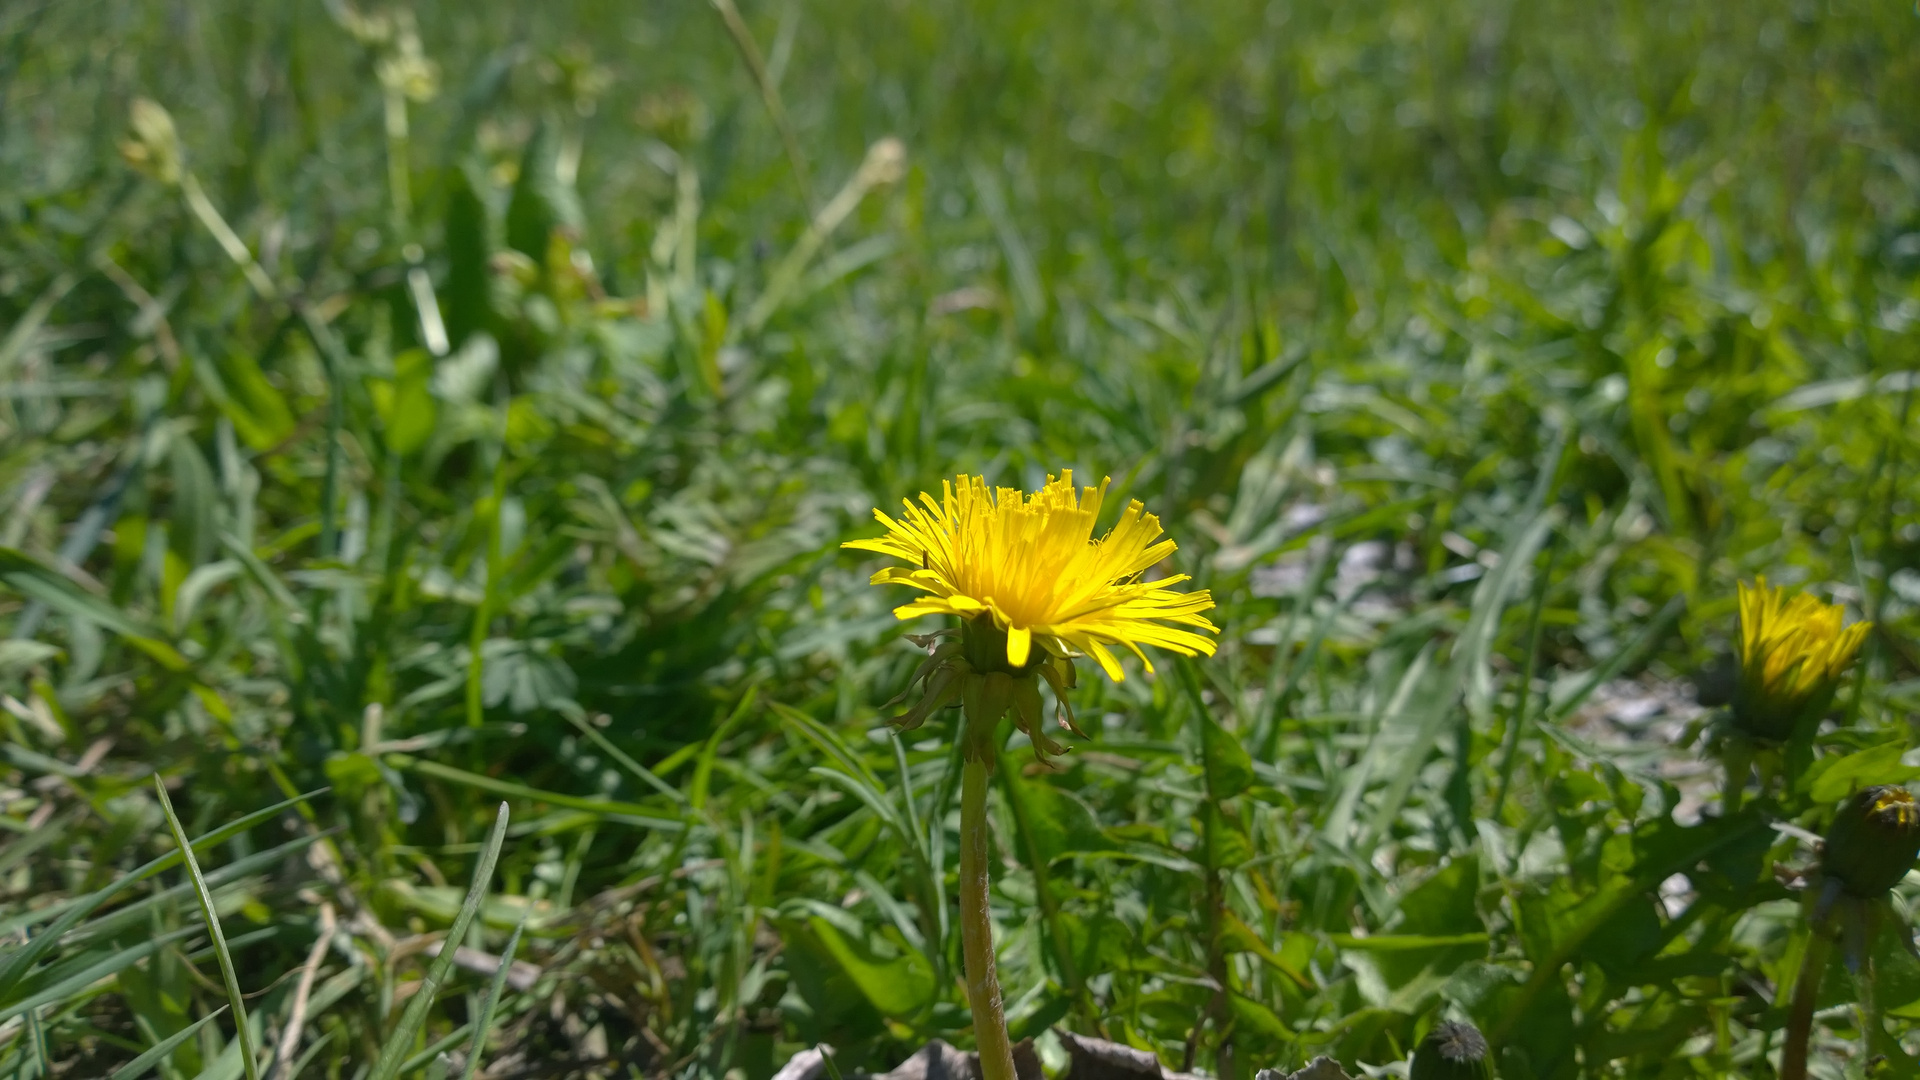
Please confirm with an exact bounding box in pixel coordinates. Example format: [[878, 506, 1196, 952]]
[[1738, 578, 1869, 700], [843, 471, 1217, 681], [1731, 576, 1869, 739]]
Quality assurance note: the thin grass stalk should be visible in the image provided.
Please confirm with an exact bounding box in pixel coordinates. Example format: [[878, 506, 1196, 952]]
[[107, 1006, 228, 1080], [457, 918, 526, 1080], [465, 418, 509, 729], [178, 172, 277, 301], [1491, 542, 1558, 822], [23, 1003, 48, 1079], [398, 1024, 472, 1075], [382, 84, 413, 232], [740, 136, 904, 337], [1181, 659, 1238, 1079], [1847, 381, 1915, 729], [997, 745, 1092, 1033], [1256, 532, 1336, 761], [0, 789, 323, 994], [152, 776, 261, 1080], [294, 306, 354, 561], [562, 707, 688, 803], [895, 734, 945, 991], [367, 802, 510, 1080], [705, 0, 812, 209], [282, 1031, 336, 1080], [267, 903, 336, 1080]]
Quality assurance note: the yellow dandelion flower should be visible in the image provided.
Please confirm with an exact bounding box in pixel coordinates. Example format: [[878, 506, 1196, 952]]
[[843, 471, 1218, 682], [843, 471, 1218, 1080], [1731, 577, 1870, 740]]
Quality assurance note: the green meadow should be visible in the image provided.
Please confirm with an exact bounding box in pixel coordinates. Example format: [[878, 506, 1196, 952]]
[[3, 1, 1920, 1077]]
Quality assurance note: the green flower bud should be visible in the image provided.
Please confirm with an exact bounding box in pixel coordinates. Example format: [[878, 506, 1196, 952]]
[[1822, 785, 1920, 898], [1412, 1021, 1495, 1080]]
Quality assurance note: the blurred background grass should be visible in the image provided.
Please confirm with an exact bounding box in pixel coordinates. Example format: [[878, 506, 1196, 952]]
[[3, 0, 1920, 1077]]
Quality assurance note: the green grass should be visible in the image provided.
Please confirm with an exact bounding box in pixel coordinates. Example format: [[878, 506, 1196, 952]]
[[3, 0, 1920, 1077]]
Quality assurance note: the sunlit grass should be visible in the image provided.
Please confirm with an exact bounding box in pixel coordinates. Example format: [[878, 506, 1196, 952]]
[[1, 1, 1918, 1078]]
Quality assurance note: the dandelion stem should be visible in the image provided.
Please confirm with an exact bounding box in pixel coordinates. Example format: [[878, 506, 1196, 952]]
[[1782, 925, 1832, 1080], [960, 754, 1016, 1080]]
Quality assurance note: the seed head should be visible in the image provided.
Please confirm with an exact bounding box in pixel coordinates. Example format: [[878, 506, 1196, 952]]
[[1411, 1021, 1495, 1080]]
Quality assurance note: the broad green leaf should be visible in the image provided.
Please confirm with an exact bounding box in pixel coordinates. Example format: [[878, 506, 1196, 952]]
[[1219, 913, 1316, 991], [1003, 767, 1113, 866], [443, 163, 493, 349], [772, 912, 883, 1036], [1805, 741, 1920, 803], [167, 436, 218, 567], [794, 915, 934, 1019], [505, 121, 580, 262], [1397, 854, 1482, 937], [1057, 910, 1133, 978], [383, 347, 439, 456], [1180, 658, 1254, 800], [1227, 989, 1293, 1043], [1201, 803, 1253, 870], [211, 352, 294, 450], [1199, 710, 1255, 801]]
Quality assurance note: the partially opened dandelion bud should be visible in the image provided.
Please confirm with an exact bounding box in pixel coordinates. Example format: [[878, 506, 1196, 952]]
[[1730, 577, 1869, 742], [1412, 1021, 1495, 1080], [845, 471, 1216, 1080], [1821, 785, 1920, 898], [120, 98, 183, 186]]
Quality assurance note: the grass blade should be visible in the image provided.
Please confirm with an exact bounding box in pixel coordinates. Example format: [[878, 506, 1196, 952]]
[[398, 1024, 472, 1075], [108, 1006, 229, 1080], [1543, 593, 1687, 725], [65, 833, 329, 947], [0, 925, 199, 1023], [368, 802, 510, 1080], [387, 755, 682, 830], [0, 547, 188, 669], [0, 789, 326, 997], [458, 917, 525, 1080], [153, 776, 261, 1080], [1361, 505, 1558, 846], [23, 1002, 48, 1079], [559, 705, 687, 804], [279, 1030, 336, 1080]]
